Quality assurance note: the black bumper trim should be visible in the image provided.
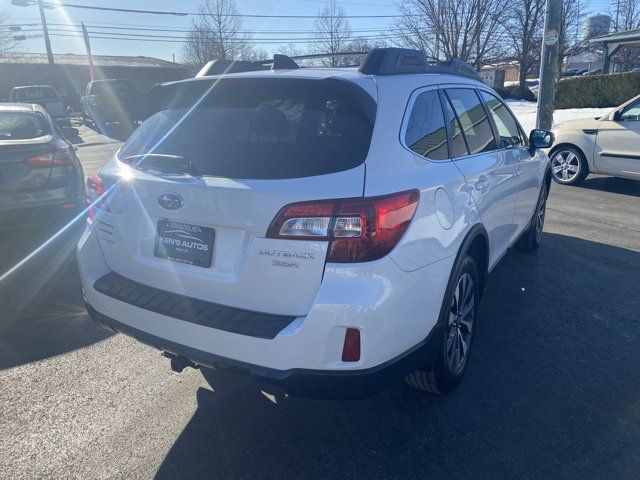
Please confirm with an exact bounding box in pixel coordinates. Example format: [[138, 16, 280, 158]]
[[93, 272, 296, 339], [86, 303, 432, 400]]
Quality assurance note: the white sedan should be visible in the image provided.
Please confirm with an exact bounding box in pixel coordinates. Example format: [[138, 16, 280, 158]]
[[550, 94, 640, 185]]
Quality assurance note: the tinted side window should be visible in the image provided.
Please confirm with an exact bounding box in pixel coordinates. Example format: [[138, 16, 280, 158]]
[[445, 88, 497, 155], [404, 90, 448, 160], [442, 93, 469, 158], [480, 91, 523, 148], [621, 100, 640, 121]]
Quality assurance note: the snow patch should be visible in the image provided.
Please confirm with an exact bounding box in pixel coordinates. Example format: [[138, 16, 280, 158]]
[[506, 100, 611, 133]]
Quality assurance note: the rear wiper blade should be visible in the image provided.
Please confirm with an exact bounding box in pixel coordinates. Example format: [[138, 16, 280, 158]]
[[122, 153, 199, 177]]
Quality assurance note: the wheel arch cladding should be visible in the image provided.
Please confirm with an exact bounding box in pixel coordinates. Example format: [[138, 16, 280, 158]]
[[458, 224, 490, 295], [544, 166, 552, 195]]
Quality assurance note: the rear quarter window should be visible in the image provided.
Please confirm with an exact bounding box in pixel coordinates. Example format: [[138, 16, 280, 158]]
[[404, 89, 448, 160], [14, 87, 59, 102], [120, 78, 375, 179]]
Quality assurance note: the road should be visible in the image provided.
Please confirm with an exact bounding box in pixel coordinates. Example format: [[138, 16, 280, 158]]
[[1, 125, 640, 479]]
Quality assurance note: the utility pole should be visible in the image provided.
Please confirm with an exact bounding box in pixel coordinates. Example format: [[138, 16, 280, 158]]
[[536, 0, 562, 131], [37, 0, 54, 65]]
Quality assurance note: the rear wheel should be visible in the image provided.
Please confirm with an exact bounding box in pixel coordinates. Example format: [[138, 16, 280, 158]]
[[516, 182, 547, 252], [405, 255, 479, 394], [550, 146, 588, 185]]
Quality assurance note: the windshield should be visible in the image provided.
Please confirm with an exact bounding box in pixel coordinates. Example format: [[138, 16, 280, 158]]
[[0, 112, 49, 140], [89, 80, 138, 95], [15, 87, 59, 102], [119, 78, 374, 179]]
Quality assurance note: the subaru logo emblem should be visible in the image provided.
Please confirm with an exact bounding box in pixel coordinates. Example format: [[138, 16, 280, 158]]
[[158, 192, 183, 210]]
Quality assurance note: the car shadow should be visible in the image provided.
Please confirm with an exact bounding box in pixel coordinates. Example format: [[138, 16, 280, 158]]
[[155, 232, 640, 480], [0, 216, 111, 370], [577, 175, 640, 197], [88, 122, 138, 142]]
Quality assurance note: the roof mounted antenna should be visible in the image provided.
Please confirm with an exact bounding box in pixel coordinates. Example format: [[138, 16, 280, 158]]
[[271, 54, 300, 70], [358, 48, 481, 80]]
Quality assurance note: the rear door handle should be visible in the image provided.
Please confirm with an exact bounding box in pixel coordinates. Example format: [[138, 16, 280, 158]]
[[515, 166, 524, 177]]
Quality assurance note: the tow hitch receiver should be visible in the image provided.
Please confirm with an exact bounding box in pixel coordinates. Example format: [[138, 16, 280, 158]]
[[162, 351, 199, 373]]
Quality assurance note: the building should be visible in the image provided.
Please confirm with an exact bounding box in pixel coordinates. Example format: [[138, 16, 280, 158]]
[[0, 53, 195, 109], [581, 15, 611, 41]]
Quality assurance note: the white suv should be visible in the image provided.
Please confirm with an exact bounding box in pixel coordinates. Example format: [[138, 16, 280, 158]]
[[78, 49, 554, 399]]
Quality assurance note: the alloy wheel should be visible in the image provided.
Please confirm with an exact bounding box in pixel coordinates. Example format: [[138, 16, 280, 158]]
[[551, 150, 580, 182], [446, 273, 475, 374]]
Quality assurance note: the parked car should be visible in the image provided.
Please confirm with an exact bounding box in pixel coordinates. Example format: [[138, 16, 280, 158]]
[[0, 103, 84, 230], [80, 79, 148, 130], [549, 93, 640, 185], [9, 85, 71, 126], [78, 48, 554, 399], [562, 68, 587, 77]]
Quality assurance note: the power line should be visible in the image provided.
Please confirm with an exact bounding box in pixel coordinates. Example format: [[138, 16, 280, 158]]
[[17, 25, 398, 42], [8, 22, 393, 35], [37, 1, 406, 18], [45, 32, 401, 44]]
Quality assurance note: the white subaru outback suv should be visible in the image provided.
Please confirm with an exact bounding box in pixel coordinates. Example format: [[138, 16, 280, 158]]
[[78, 49, 554, 399]]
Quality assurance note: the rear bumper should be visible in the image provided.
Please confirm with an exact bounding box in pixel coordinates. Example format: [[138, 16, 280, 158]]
[[77, 223, 455, 397], [86, 303, 432, 399]]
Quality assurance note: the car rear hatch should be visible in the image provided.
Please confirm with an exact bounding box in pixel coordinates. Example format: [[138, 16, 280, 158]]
[[92, 76, 376, 317], [0, 110, 58, 205]]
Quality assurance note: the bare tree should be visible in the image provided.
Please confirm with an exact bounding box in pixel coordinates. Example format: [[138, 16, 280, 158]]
[[0, 8, 22, 54], [312, 0, 353, 67], [618, 0, 640, 30], [394, 0, 509, 68], [610, 0, 640, 69], [558, 0, 587, 71], [182, 0, 256, 66], [503, 0, 546, 89]]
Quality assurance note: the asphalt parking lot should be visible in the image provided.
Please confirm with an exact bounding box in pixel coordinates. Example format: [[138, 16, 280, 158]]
[[1, 124, 639, 479]]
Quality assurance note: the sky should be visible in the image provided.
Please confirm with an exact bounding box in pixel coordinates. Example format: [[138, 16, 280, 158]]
[[1, 0, 616, 62]]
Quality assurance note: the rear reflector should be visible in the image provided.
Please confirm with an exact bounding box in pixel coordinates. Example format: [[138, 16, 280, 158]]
[[266, 190, 419, 263], [342, 328, 361, 362]]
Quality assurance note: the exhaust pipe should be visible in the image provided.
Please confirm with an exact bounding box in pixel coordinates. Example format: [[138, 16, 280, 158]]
[[162, 351, 199, 373]]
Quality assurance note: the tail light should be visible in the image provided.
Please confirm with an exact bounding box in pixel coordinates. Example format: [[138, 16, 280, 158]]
[[86, 171, 111, 220], [25, 146, 75, 168], [266, 190, 419, 263]]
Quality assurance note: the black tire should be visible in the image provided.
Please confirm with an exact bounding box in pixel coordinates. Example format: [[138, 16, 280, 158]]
[[405, 255, 480, 394], [550, 146, 589, 185], [516, 182, 548, 252]]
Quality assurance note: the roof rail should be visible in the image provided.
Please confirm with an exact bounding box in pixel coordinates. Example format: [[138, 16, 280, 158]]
[[358, 48, 481, 80], [195, 59, 267, 77], [195, 51, 370, 77]]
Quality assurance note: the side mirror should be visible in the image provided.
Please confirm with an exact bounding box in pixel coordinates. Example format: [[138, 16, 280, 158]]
[[612, 110, 622, 121], [529, 129, 554, 153]]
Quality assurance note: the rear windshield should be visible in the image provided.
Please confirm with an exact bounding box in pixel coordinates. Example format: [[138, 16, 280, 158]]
[[89, 80, 138, 95], [14, 87, 59, 102], [119, 78, 375, 179], [0, 112, 49, 140]]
